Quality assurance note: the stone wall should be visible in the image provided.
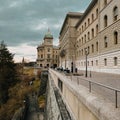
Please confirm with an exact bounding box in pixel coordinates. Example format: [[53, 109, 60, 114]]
[[45, 74, 72, 120], [49, 69, 120, 120], [45, 76, 62, 120]]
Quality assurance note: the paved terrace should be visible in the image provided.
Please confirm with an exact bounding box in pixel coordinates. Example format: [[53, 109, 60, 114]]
[[78, 70, 120, 89], [66, 70, 120, 108]]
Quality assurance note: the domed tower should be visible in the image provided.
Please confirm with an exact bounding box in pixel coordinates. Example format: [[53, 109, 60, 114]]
[[44, 29, 53, 46]]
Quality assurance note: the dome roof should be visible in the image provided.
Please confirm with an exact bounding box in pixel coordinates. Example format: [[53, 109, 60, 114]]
[[44, 29, 53, 39]]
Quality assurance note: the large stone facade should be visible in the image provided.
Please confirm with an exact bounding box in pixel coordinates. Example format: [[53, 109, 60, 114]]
[[59, 0, 120, 74], [36, 30, 59, 68], [59, 12, 83, 71]]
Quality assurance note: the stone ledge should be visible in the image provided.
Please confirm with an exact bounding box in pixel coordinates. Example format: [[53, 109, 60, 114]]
[[50, 69, 120, 120]]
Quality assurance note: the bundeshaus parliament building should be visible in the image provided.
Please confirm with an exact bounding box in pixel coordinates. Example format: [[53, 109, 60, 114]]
[[59, 0, 120, 74]]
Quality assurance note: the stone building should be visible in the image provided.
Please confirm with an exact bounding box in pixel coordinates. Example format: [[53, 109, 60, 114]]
[[36, 30, 59, 68], [60, 0, 120, 74], [59, 12, 83, 71]]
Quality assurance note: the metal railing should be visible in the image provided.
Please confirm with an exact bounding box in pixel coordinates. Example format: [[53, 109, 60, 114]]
[[76, 77, 120, 108], [51, 68, 120, 108]]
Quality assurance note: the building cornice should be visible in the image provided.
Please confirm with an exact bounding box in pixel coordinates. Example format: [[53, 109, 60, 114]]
[[60, 12, 83, 35], [75, 0, 98, 28]]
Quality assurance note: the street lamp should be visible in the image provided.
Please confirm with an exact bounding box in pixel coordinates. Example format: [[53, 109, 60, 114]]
[[85, 48, 89, 77]]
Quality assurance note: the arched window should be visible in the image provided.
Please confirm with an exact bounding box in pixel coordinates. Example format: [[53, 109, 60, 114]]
[[82, 25, 84, 32], [96, 42, 98, 51], [104, 36, 108, 48], [88, 32, 90, 40], [96, 24, 98, 34], [82, 37, 83, 44], [104, 15, 108, 27], [91, 28, 94, 38], [85, 22, 86, 28], [84, 34, 86, 43], [82, 49, 83, 55], [114, 31, 118, 44], [92, 44, 94, 53], [88, 18, 90, 25], [79, 39, 81, 46], [92, 14, 94, 22], [113, 6, 118, 21], [96, 9, 98, 17], [114, 57, 118, 66], [104, 58, 107, 66]]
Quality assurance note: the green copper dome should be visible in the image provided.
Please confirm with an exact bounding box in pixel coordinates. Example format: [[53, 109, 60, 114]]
[[44, 29, 53, 39]]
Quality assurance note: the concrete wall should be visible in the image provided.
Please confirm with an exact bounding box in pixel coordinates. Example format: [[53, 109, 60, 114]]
[[45, 76, 62, 120], [45, 74, 72, 120], [49, 69, 120, 120]]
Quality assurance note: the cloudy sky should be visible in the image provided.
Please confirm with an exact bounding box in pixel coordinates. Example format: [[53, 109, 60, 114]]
[[0, 0, 91, 62]]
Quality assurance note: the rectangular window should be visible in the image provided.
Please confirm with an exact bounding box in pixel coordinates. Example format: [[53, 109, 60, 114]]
[[41, 54, 43, 58], [104, 58, 107, 66], [91, 61, 93, 66], [47, 54, 50, 59], [114, 57, 118, 66]]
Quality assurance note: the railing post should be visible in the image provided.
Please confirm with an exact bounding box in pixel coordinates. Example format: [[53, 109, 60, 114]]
[[115, 90, 118, 108], [89, 81, 91, 92]]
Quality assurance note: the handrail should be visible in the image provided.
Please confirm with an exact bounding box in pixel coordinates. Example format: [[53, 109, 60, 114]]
[[77, 77, 120, 108], [77, 77, 120, 92], [50, 68, 120, 108]]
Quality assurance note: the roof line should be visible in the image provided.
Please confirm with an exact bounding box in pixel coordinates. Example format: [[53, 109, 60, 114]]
[[75, 0, 98, 28], [60, 12, 83, 35]]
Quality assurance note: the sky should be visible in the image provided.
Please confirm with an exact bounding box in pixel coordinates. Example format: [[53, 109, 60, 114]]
[[0, 0, 91, 62]]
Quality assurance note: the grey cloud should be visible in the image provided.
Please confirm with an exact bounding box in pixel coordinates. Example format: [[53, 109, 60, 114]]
[[0, 0, 91, 47]]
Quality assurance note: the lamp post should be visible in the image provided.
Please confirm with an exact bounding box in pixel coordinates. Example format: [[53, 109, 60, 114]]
[[85, 48, 89, 77]]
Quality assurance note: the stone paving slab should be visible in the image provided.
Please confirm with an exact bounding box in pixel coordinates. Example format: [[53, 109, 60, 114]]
[[78, 70, 120, 89]]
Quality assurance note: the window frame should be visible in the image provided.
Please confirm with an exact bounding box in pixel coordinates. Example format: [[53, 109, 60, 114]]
[[104, 15, 108, 27], [114, 57, 118, 66], [113, 6, 118, 21], [114, 31, 118, 45]]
